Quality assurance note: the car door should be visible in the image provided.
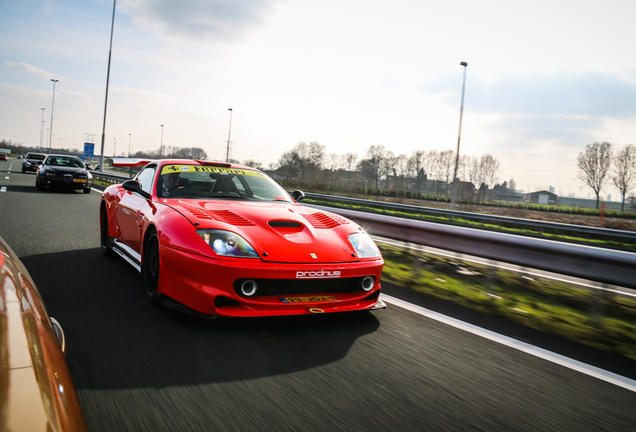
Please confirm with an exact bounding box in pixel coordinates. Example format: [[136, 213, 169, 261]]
[[116, 165, 156, 253]]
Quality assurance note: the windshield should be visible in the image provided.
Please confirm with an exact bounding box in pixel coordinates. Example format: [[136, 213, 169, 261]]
[[157, 164, 293, 202], [27, 153, 46, 160], [45, 156, 84, 168]]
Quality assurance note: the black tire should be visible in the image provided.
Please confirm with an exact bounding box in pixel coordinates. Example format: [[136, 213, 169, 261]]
[[100, 206, 114, 256], [143, 233, 161, 304], [37, 176, 45, 191], [22, 167, 26, 173], [83, 186, 91, 194]]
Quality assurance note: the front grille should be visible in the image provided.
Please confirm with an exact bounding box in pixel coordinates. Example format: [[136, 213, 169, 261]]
[[233, 276, 375, 297]]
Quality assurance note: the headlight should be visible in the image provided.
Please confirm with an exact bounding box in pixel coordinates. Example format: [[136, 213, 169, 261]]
[[196, 229, 260, 258], [348, 233, 381, 258]]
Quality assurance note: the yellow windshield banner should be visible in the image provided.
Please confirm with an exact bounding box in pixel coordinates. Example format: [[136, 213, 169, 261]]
[[161, 165, 266, 178]]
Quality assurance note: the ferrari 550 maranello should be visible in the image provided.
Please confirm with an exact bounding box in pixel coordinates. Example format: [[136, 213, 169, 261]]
[[100, 159, 385, 318]]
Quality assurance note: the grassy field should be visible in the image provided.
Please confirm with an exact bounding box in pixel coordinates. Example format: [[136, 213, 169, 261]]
[[378, 242, 636, 360]]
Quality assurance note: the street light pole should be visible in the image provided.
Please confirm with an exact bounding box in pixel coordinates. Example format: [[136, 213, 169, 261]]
[[99, 0, 117, 172], [48, 79, 59, 153], [113, 138, 117, 157], [128, 133, 132, 157], [450, 61, 468, 211], [226, 108, 233, 162], [39, 108, 46, 150]]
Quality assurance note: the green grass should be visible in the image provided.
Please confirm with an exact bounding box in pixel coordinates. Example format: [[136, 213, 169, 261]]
[[379, 243, 636, 360]]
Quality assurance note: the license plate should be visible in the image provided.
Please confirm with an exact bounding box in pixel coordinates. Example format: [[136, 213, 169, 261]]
[[73, 179, 87, 183], [279, 296, 337, 303]]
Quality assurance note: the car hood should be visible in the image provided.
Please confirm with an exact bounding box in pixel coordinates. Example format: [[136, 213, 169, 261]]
[[43, 166, 87, 174], [171, 200, 363, 263]]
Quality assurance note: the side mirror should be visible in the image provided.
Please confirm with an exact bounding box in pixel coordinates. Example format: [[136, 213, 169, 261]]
[[122, 180, 150, 199], [291, 190, 305, 202]]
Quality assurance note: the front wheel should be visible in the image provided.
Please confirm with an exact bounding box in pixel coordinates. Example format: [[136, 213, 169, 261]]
[[100, 206, 114, 256], [83, 186, 91, 194], [143, 233, 161, 304], [36, 176, 45, 191]]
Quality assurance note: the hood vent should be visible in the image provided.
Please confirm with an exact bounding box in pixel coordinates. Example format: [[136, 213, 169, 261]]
[[302, 212, 349, 229], [207, 210, 255, 226], [182, 206, 213, 220], [180, 207, 254, 226]]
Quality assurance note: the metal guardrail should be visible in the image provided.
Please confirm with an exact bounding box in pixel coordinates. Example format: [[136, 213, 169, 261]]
[[91, 169, 131, 186], [308, 204, 636, 290], [302, 192, 636, 245], [90, 179, 635, 289]]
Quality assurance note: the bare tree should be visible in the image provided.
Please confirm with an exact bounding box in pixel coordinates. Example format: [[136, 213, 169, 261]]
[[577, 141, 612, 209], [328, 153, 342, 171], [407, 150, 427, 193], [358, 145, 388, 189], [508, 178, 517, 195], [612, 144, 636, 211], [343, 153, 358, 172], [243, 159, 263, 170], [275, 141, 326, 182], [466, 155, 481, 189], [438, 150, 455, 196], [456, 154, 471, 182], [479, 154, 501, 192], [384, 151, 408, 190], [425, 150, 441, 195]]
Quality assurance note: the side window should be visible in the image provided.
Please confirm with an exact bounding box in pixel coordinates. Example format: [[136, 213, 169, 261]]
[[231, 176, 246, 194], [136, 166, 156, 194]]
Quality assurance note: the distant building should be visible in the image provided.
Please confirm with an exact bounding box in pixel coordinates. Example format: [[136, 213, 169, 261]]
[[526, 190, 557, 205]]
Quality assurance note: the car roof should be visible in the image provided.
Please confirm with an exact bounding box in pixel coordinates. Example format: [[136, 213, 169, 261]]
[[113, 158, 258, 172]]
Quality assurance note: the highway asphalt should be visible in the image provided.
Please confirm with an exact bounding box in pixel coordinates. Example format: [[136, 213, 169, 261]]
[[1, 162, 635, 431]]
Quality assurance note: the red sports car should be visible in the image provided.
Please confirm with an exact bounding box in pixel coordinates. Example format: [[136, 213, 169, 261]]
[[100, 159, 385, 318]]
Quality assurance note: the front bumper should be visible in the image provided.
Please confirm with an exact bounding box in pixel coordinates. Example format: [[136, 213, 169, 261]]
[[41, 176, 92, 189], [157, 245, 385, 317]]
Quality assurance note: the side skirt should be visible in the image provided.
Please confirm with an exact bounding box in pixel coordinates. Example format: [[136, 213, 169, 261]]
[[111, 239, 142, 272]]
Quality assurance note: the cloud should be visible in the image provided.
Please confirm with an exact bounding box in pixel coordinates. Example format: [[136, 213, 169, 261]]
[[420, 71, 636, 151], [424, 71, 636, 119], [473, 72, 636, 119], [4, 62, 66, 82], [119, 0, 282, 43]]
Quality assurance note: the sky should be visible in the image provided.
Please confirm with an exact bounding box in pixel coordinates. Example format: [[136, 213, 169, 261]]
[[1, 0, 635, 199]]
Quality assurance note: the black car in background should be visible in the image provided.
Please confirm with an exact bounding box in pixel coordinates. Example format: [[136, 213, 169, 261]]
[[36, 154, 93, 193], [22, 152, 46, 173]]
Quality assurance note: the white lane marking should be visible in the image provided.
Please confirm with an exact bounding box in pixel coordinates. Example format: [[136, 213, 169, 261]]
[[382, 294, 636, 393], [4, 176, 8, 179], [0, 186, 6, 192]]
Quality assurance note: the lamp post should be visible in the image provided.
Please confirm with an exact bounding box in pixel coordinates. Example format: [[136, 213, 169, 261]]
[[39, 108, 46, 150], [128, 133, 132, 157], [159, 125, 164, 157], [113, 138, 117, 157], [450, 61, 468, 211], [226, 108, 233, 162], [48, 79, 59, 153], [99, 0, 117, 172]]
